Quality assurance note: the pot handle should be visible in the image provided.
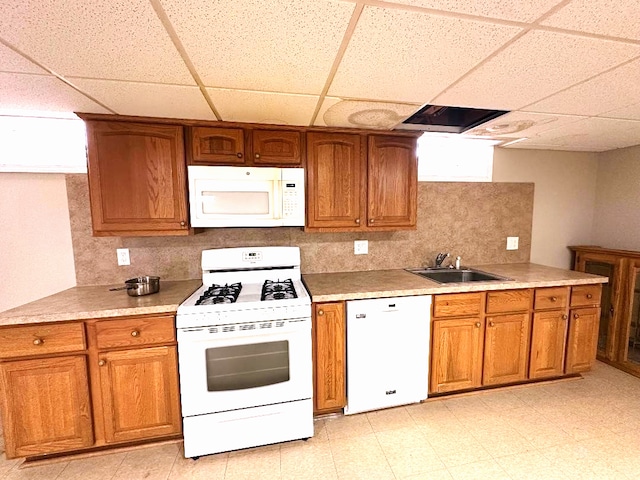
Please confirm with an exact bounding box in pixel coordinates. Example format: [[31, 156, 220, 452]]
[[109, 286, 135, 291]]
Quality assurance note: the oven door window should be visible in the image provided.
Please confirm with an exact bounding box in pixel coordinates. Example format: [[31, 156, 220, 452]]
[[205, 340, 290, 391]]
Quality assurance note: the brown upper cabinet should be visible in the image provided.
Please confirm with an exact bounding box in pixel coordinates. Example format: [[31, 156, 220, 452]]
[[305, 132, 417, 232], [85, 121, 191, 237], [187, 126, 302, 167]]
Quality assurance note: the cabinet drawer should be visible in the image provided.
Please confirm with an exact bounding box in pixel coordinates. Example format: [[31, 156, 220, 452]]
[[94, 315, 175, 350], [433, 293, 483, 318], [0, 323, 85, 359], [570, 284, 602, 307], [486, 289, 532, 314], [534, 287, 569, 311]]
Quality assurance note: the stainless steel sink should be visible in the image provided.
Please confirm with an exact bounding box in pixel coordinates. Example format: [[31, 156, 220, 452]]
[[406, 268, 513, 284]]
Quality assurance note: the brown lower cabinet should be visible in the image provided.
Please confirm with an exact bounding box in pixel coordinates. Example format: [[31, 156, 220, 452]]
[[565, 307, 599, 373], [0, 314, 181, 459], [312, 301, 346, 413], [529, 310, 568, 378], [483, 313, 530, 385]]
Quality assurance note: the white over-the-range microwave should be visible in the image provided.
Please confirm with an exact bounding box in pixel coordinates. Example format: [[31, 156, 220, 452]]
[[188, 165, 305, 227]]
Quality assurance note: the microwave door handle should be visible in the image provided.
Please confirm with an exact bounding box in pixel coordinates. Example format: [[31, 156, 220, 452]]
[[273, 179, 283, 220]]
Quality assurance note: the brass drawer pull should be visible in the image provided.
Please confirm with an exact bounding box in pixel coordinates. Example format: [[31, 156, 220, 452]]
[[586, 293, 593, 299], [475, 322, 481, 328], [33, 338, 44, 346], [562, 314, 568, 320], [131, 330, 140, 337], [550, 296, 557, 302]]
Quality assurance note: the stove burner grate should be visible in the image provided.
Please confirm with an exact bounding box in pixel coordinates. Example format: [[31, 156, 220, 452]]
[[261, 279, 298, 301], [196, 282, 242, 305]]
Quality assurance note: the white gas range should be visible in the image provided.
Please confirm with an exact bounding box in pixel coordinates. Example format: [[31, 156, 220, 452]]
[[176, 246, 313, 458]]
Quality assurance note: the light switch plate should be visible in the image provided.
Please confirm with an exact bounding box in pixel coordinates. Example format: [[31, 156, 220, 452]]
[[506, 237, 519, 251], [354, 240, 368, 255], [117, 248, 130, 266]]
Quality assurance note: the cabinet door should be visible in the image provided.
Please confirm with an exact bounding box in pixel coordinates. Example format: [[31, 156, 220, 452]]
[[483, 313, 530, 385], [529, 311, 568, 378], [188, 127, 245, 165], [86, 121, 189, 236], [565, 307, 599, 373], [430, 318, 484, 394], [252, 130, 301, 165], [367, 135, 417, 228], [306, 132, 364, 230], [97, 346, 181, 443], [313, 302, 346, 413], [0, 356, 93, 458]]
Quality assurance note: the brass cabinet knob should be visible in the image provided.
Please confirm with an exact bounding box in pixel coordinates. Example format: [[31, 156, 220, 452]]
[[131, 330, 140, 337], [369, 218, 375, 224], [489, 321, 495, 327], [318, 310, 324, 316], [236, 152, 243, 158], [355, 218, 360, 225], [33, 338, 44, 346], [475, 322, 481, 328], [586, 293, 593, 299], [562, 314, 568, 320], [551, 296, 557, 302], [255, 153, 261, 159], [98, 360, 106, 366], [180, 221, 186, 227], [574, 313, 580, 319]]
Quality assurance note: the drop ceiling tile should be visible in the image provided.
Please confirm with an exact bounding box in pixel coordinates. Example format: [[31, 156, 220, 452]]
[[601, 102, 640, 120], [464, 111, 586, 137], [328, 6, 521, 103], [541, 0, 640, 40], [526, 58, 640, 116], [160, 0, 354, 94], [69, 79, 215, 120], [205, 89, 319, 126], [510, 117, 640, 152], [314, 98, 420, 128], [435, 30, 640, 110], [0, 42, 45, 74], [0, 0, 193, 83], [0, 73, 109, 113], [383, 0, 563, 22]]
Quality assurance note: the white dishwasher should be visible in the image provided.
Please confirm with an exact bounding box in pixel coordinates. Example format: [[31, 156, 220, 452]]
[[345, 295, 431, 415]]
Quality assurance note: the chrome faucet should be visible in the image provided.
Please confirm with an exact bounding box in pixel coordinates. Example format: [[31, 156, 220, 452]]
[[434, 252, 450, 268]]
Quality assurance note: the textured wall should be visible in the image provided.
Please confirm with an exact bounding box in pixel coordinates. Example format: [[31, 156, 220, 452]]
[[67, 175, 533, 285]]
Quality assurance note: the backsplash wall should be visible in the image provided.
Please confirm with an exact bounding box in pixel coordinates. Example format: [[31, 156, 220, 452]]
[[67, 175, 533, 285]]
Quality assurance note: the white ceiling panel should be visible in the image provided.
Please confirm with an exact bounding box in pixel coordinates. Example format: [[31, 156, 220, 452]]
[[0, 43, 45, 74], [314, 97, 342, 127], [601, 102, 640, 121], [383, 0, 563, 23], [328, 6, 521, 103], [0, 0, 194, 84], [508, 117, 640, 152], [315, 99, 420, 129], [206, 89, 319, 125], [160, 0, 354, 95], [541, 0, 640, 40], [526, 58, 640, 116], [70, 79, 216, 120], [464, 111, 586, 137], [435, 30, 640, 110], [0, 73, 109, 113]]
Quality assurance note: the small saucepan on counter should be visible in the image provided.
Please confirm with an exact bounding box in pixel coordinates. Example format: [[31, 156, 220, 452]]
[[109, 276, 160, 296]]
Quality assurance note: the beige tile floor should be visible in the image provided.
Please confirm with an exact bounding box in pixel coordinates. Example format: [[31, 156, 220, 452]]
[[2, 360, 640, 479]]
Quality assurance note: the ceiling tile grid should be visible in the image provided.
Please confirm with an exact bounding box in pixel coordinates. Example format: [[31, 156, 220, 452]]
[[0, 73, 109, 114], [159, 0, 355, 95], [69, 79, 217, 120], [205, 88, 319, 125], [0, 0, 194, 84], [328, 5, 522, 103], [382, 0, 565, 23], [464, 111, 587, 138], [0, 42, 46, 74], [435, 29, 640, 110], [541, 0, 640, 40], [602, 102, 640, 121]]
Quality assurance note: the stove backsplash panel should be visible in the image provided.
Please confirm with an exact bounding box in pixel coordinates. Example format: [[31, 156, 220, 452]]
[[66, 175, 533, 286]]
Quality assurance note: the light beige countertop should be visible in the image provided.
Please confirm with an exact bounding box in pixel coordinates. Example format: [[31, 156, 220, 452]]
[[0, 279, 201, 326], [302, 263, 607, 302]]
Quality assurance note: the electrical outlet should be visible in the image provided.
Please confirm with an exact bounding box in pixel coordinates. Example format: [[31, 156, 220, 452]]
[[117, 248, 130, 266], [506, 237, 519, 251], [354, 240, 368, 255]]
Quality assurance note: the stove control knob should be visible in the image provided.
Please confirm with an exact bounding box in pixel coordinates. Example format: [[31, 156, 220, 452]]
[[131, 330, 140, 337], [33, 338, 44, 346]]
